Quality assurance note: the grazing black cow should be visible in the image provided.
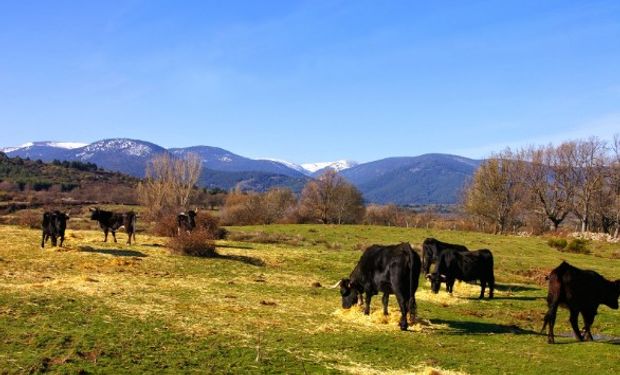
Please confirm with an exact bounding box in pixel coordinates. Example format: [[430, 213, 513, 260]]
[[334, 243, 421, 331], [41, 211, 68, 248], [177, 210, 197, 234], [541, 261, 619, 344], [89, 207, 137, 244], [427, 248, 495, 299], [422, 237, 469, 275]]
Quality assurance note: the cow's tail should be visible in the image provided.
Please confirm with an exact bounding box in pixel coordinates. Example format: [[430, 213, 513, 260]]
[[409, 245, 418, 322]]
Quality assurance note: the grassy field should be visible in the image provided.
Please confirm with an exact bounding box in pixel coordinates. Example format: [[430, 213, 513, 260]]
[[0, 223, 618, 374]]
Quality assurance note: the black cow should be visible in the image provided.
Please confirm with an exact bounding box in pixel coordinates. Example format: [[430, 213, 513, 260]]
[[422, 237, 469, 275], [334, 243, 421, 331], [541, 261, 619, 344], [41, 211, 68, 248], [427, 248, 495, 299], [177, 210, 197, 234], [89, 207, 137, 244]]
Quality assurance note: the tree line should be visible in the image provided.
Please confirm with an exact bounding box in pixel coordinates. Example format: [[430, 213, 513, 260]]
[[463, 136, 620, 236]]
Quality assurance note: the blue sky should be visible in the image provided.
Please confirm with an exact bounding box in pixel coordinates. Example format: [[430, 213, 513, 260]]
[[1, 0, 619, 163]]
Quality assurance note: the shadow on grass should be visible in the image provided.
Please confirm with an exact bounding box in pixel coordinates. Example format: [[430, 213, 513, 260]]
[[213, 253, 265, 267], [216, 244, 255, 250], [467, 296, 541, 301], [493, 283, 540, 292], [432, 319, 539, 335], [79, 246, 148, 258], [550, 333, 620, 345]]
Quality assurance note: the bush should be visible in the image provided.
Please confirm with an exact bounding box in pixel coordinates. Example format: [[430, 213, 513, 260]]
[[565, 239, 590, 254], [196, 211, 227, 239], [15, 209, 41, 229], [167, 229, 216, 257], [153, 213, 179, 237], [547, 238, 568, 250]]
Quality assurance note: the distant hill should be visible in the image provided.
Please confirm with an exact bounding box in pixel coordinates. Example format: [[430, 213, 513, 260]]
[[2, 139, 483, 204], [341, 154, 481, 205], [0, 151, 137, 191]]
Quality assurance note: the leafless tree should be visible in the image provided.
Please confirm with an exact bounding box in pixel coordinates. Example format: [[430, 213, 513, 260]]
[[137, 153, 202, 219], [298, 170, 365, 224], [524, 145, 572, 231], [560, 138, 607, 232], [462, 148, 527, 234]]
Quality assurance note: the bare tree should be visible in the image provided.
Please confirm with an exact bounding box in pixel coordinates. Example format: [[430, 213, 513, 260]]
[[608, 134, 620, 237], [463, 149, 527, 234], [298, 170, 365, 224], [137, 153, 202, 219], [560, 138, 607, 232], [524, 145, 572, 231]]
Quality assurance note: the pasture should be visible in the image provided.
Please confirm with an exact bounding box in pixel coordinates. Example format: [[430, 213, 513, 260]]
[[0, 223, 618, 374]]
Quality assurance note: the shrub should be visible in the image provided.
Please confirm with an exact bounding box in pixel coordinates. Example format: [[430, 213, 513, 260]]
[[167, 229, 216, 257], [547, 238, 568, 250], [196, 211, 227, 239], [15, 209, 41, 229], [153, 213, 179, 237], [565, 239, 590, 254]]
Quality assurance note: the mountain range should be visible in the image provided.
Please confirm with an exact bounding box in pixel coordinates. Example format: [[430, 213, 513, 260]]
[[1, 139, 482, 204]]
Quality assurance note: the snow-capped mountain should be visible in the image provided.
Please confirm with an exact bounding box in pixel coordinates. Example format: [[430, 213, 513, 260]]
[[301, 160, 358, 173], [0, 141, 87, 153], [0, 138, 482, 203]]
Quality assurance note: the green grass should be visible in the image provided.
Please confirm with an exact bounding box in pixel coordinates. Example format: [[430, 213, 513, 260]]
[[1, 224, 618, 374]]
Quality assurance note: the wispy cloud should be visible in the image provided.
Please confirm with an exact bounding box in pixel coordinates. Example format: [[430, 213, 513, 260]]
[[454, 113, 620, 158]]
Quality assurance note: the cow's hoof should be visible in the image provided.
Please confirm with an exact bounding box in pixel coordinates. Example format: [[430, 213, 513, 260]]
[[547, 338, 555, 344], [399, 324, 408, 331]]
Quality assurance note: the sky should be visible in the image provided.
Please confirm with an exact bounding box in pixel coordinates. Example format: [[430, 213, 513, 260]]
[[1, 0, 619, 163]]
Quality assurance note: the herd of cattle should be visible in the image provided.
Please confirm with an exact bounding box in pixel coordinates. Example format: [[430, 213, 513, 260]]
[[36, 211, 619, 343], [40, 208, 201, 248], [334, 238, 619, 343]]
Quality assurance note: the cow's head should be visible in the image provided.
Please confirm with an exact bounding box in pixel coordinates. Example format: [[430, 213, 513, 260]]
[[426, 273, 446, 294], [89, 207, 101, 220], [338, 278, 360, 309]]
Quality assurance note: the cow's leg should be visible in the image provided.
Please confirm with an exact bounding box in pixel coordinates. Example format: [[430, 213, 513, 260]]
[[111, 230, 117, 243], [542, 304, 558, 344], [569, 308, 583, 341], [59, 233, 64, 247], [408, 294, 417, 324], [363, 293, 372, 315], [394, 291, 409, 331], [382, 293, 389, 315], [488, 275, 495, 299], [447, 279, 455, 294], [103, 228, 108, 242], [479, 279, 487, 299], [581, 310, 596, 341], [51, 234, 57, 247], [41, 232, 47, 248], [126, 230, 132, 245]]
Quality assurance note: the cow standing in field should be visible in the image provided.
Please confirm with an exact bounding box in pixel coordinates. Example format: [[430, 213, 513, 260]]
[[422, 237, 469, 275], [333, 243, 421, 331], [177, 210, 197, 235], [541, 261, 619, 344], [427, 248, 495, 299], [89, 207, 137, 245], [41, 211, 68, 248]]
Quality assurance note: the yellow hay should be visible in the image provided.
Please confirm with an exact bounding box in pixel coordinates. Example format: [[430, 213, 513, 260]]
[[312, 352, 469, 375], [417, 281, 493, 306], [332, 307, 448, 332]]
